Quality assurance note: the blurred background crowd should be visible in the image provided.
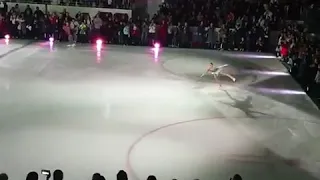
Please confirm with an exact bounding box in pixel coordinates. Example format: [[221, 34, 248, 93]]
[[0, 0, 319, 105]]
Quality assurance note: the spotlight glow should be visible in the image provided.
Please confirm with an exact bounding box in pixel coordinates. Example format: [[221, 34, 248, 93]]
[[96, 41, 102, 63], [153, 48, 159, 60], [96, 50, 101, 63], [96, 39, 102, 45], [154, 43, 160, 49], [4, 34, 10, 39], [49, 41, 54, 51], [49, 37, 54, 42]]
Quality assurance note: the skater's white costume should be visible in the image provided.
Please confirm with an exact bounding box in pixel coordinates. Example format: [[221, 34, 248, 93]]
[[201, 63, 236, 85]]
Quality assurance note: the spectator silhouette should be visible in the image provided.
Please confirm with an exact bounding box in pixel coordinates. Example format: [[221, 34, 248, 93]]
[[26, 172, 38, 180], [0, 173, 8, 180], [116, 170, 127, 180], [100, 175, 106, 180], [53, 170, 63, 180], [231, 174, 242, 180], [147, 175, 157, 180], [92, 173, 101, 180]]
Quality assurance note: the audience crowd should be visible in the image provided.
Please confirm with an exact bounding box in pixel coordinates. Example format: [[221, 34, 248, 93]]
[[0, 0, 319, 104], [277, 21, 320, 103], [0, 171, 243, 180], [1, 0, 286, 49]]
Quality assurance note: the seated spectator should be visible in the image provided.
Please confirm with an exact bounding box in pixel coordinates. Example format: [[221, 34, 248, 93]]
[[53, 170, 63, 180], [231, 174, 242, 180], [116, 170, 127, 180], [0, 173, 8, 180], [146, 175, 157, 180], [92, 173, 101, 180], [26, 172, 38, 180], [100, 175, 106, 180]]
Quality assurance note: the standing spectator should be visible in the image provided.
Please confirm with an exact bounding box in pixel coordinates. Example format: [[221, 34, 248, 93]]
[[0, 14, 6, 37], [206, 23, 216, 49], [92, 13, 102, 41], [69, 18, 79, 45], [24, 5, 32, 16], [34, 7, 44, 18], [17, 14, 26, 38], [14, 4, 20, 14], [280, 42, 289, 61], [148, 20, 156, 45], [159, 20, 168, 46], [181, 22, 190, 48], [197, 21, 205, 48], [9, 13, 18, 38], [140, 21, 148, 45], [256, 37, 264, 52], [167, 22, 173, 47], [131, 23, 140, 45], [239, 37, 245, 51], [32, 14, 41, 39], [63, 22, 71, 42], [314, 64, 320, 87], [78, 21, 88, 43], [123, 22, 130, 45]]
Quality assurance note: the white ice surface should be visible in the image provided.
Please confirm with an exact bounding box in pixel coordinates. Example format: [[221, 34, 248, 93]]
[[0, 41, 319, 180]]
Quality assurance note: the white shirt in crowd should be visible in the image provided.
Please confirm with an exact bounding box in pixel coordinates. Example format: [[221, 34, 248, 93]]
[[123, 25, 130, 35], [149, 23, 156, 33], [10, 15, 16, 24], [16, 17, 25, 30], [168, 25, 173, 34], [315, 69, 320, 84], [93, 16, 102, 29]]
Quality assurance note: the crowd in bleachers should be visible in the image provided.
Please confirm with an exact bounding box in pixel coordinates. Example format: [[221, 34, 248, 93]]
[[0, 0, 305, 49], [0, 171, 243, 180], [277, 20, 320, 102], [153, 0, 282, 51], [1, 0, 285, 49]]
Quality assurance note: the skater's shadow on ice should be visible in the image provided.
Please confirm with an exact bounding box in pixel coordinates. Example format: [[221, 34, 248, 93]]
[[219, 89, 270, 118]]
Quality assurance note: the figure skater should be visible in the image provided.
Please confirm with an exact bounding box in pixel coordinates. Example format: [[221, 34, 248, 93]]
[[201, 63, 236, 85]]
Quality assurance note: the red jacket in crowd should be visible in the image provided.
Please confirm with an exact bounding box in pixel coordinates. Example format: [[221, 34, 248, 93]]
[[159, 20, 168, 45], [281, 43, 289, 57]]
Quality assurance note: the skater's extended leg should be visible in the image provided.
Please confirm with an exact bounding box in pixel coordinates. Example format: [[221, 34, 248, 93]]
[[220, 72, 236, 82]]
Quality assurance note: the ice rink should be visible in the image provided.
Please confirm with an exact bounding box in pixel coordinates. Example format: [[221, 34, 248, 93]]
[[0, 39, 320, 180]]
